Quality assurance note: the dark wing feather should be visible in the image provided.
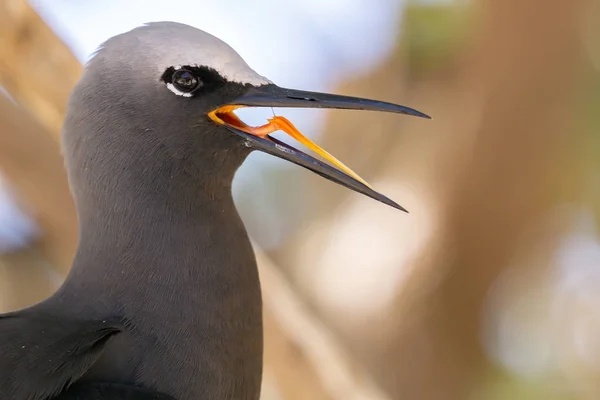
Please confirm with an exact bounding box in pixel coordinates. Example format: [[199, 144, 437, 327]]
[[0, 310, 121, 400], [54, 382, 177, 399]]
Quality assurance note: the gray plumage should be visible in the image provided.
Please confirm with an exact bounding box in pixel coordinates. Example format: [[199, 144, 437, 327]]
[[1, 22, 264, 400]]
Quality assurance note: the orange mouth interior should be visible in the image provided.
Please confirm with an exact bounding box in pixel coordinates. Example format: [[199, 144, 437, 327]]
[[208, 105, 373, 189]]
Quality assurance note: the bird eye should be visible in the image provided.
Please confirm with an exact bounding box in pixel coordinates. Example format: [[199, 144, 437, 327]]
[[172, 69, 202, 93]]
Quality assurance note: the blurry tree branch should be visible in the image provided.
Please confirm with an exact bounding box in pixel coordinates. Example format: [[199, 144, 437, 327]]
[[0, 95, 78, 275], [0, 0, 80, 310], [0, 0, 81, 139]]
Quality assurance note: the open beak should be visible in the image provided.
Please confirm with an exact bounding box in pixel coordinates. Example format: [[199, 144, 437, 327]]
[[208, 84, 431, 212]]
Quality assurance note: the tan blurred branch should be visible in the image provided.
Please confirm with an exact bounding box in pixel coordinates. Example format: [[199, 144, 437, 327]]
[[0, 95, 78, 275], [0, 0, 80, 312], [0, 0, 82, 278], [0, 0, 82, 139]]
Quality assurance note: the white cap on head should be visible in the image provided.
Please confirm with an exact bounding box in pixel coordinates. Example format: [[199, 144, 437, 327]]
[[96, 21, 271, 86]]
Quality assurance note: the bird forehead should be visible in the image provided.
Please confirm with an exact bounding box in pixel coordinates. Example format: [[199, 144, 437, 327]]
[[99, 22, 271, 86], [166, 49, 270, 86]]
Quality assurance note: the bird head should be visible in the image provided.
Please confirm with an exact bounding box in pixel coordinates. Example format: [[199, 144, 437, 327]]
[[62, 22, 429, 212]]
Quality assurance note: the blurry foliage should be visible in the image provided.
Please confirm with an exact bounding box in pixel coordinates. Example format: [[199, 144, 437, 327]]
[[401, 1, 472, 77], [475, 366, 578, 400]]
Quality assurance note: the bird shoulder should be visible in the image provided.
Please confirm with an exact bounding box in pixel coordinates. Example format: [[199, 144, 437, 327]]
[[0, 310, 121, 400]]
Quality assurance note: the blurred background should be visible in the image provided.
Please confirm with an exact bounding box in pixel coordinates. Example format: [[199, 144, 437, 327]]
[[0, 0, 599, 398]]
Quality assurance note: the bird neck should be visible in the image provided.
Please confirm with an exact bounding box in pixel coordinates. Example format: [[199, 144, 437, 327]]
[[67, 176, 257, 293], [58, 175, 263, 399]]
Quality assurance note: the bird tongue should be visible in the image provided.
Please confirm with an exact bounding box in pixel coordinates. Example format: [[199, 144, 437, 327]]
[[252, 116, 373, 188], [214, 109, 372, 189]]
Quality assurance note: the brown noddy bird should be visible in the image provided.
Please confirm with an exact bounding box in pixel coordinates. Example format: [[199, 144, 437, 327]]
[[0, 22, 429, 399]]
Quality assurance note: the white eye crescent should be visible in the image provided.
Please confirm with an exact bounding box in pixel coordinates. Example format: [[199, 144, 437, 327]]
[[166, 82, 194, 97]]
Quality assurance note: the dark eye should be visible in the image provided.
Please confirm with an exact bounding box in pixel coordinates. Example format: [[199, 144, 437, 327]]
[[172, 69, 202, 93]]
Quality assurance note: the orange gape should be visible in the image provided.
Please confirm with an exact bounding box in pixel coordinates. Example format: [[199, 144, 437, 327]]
[[208, 107, 373, 189]]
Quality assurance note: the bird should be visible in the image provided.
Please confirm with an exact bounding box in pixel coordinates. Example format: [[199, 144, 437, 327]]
[[0, 21, 429, 400]]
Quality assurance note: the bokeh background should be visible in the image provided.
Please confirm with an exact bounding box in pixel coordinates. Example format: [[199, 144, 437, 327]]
[[1, 0, 599, 399]]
